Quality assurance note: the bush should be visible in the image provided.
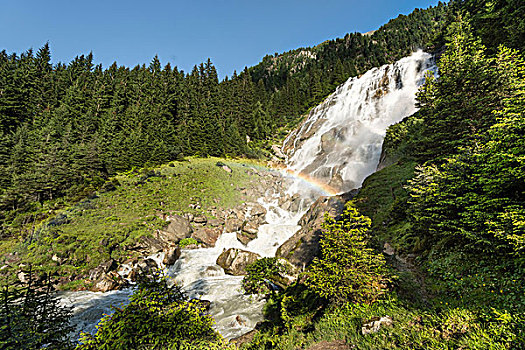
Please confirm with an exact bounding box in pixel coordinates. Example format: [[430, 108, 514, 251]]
[[242, 257, 288, 295], [305, 202, 391, 305], [178, 237, 198, 248], [77, 273, 221, 349]]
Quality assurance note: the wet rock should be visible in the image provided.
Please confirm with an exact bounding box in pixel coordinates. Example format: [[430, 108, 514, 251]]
[[242, 221, 259, 235], [276, 190, 358, 269], [162, 246, 181, 265], [136, 258, 158, 273], [237, 231, 257, 245], [216, 248, 260, 275], [202, 265, 222, 277], [362, 316, 393, 335], [289, 193, 302, 212], [191, 227, 221, 247]]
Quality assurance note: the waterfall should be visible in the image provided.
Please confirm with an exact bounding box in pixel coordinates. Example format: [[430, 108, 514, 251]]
[[284, 50, 434, 199], [62, 51, 435, 341]]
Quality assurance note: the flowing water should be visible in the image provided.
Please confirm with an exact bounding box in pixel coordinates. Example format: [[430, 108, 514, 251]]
[[63, 51, 435, 341]]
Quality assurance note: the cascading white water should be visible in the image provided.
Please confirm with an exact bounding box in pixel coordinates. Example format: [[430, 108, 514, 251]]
[[284, 50, 434, 198], [63, 51, 434, 341]]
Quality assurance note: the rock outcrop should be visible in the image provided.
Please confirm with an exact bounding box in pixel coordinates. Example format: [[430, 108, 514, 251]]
[[191, 227, 222, 247], [162, 246, 181, 265], [216, 248, 260, 275], [276, 190, 357, 269], [156, 214, 193, 244]]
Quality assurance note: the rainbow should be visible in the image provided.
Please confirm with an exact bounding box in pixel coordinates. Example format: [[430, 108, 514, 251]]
[[264, 163, 339, 197], [282, 168, 340, 197], [239, 161, 340, 197]]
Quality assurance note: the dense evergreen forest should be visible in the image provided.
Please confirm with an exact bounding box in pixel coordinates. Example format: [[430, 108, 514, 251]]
[[0, 3, 449, 239]]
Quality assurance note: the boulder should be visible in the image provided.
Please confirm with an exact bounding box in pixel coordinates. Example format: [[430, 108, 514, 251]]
[[136, 258, 158, 273], [225, 218, 243, 232], [162, 246, 181, 265], [137, 236, 165, 253], [191, 227, 221, 247], [276, 190, 357, 269], [91, 272, 127, 292], [193, 215, 208, 224], [237, 231, 257, 245], [249, 203, 267, 217], [156, 214, 193, 244], [88, 259, 117, 281], [216, 248, 260, 275], [242, 221, 259, 235]]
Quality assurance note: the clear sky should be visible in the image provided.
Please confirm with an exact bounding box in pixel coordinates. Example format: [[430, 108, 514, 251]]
[[1, 0, 443, 79]]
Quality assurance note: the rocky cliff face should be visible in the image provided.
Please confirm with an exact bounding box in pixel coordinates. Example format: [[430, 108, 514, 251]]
[[276, 190, 358, 269]]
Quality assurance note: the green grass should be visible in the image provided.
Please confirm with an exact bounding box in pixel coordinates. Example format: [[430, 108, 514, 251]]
[[1, 157, 267, 289], [242, 295, 524, 350]]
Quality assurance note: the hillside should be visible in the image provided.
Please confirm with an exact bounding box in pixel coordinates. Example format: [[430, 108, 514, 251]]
[[2, 0, 525, 349]]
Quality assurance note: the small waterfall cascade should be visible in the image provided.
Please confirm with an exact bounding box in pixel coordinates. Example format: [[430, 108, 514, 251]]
[[62, 51, 435, 341]]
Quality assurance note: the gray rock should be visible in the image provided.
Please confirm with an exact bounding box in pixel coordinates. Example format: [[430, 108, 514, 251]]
[[156, 214, 193, 244], [191, 227, 221, 247], [216, 248, 260, 275]]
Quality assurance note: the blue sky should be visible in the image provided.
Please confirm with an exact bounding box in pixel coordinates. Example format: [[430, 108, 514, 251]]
[[1, 0, 442, 79]]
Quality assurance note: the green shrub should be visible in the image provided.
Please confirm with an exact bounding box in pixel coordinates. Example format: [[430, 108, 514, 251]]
[[305, 202, 391, 305], [77, 273, 221, 349], [178, 238, 198, 248], [242, 257, 288, 295]]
